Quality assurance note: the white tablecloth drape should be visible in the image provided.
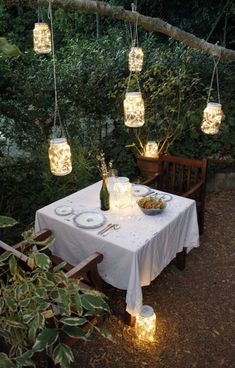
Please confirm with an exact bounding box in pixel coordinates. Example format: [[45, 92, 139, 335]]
[[35, 181, 199, 316]]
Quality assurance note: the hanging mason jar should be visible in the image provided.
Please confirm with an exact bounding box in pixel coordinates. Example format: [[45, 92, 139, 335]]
[[48, 138, 72, 176], [201, 102, 224, 135], [128, 47, 144, 72], [124, 92, 145, 128], [33, 23, 51, 54]]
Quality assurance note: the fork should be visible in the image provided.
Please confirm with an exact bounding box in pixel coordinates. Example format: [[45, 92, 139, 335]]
[[97, 223, 113, 235]]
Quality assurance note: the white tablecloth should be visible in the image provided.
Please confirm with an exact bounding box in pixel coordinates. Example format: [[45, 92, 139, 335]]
[[35, 181, 199, 315]]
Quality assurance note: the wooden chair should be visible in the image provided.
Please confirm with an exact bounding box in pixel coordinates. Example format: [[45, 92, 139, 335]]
[[143, 154, 208, 235], [0, 228, 103, 290]]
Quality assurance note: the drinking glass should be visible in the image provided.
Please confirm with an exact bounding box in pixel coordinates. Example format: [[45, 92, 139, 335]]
[[109, 169, 118, 192]]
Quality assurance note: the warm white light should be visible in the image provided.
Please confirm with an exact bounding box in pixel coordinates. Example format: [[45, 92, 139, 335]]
[[48, 138, 72, 176], [113, 177, 132, 209], [124, 92, 145, 128], [135, 305, 156, 342], [145, 141, 159, 158], [201, 102, 224, 135], [128, 47, 144, 72], [33, 23, 51, 54]]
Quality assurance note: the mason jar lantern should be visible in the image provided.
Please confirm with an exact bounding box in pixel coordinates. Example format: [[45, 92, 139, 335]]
[[124, 92, 145, 128], [145, 141, 159, 158], [48, 138, 72, 176], [201, 102, 224, 135], [135, 305, 156, 342], [128, 47, 144, 72], [33, 23, 51, 54]]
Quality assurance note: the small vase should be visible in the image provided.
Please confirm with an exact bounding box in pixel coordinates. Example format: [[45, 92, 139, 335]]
[[100, 176, 110, 211]]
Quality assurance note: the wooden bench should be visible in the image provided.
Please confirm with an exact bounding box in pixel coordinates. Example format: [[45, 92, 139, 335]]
[[143, 154, 208, 235]]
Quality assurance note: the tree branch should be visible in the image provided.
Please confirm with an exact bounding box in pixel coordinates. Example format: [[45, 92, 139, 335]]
[[2, 0, 235, 61]]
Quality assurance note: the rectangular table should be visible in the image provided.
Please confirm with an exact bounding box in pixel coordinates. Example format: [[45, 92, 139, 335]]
[[35, 181, 199, 316]]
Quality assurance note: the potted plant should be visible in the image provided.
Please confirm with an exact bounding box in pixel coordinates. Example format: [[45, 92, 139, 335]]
[[125, 47, 203, 178], [0, 228, 111, 367]]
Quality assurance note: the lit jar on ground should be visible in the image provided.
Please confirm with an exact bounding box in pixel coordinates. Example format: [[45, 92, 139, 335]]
[[135, 305, 156, 342]]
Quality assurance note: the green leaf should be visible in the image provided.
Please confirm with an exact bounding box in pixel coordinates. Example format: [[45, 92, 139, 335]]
[[35, 287, 47, 298], [6, 320, 25, 329], [5, 296, 17, 312], [53, 261, 67, 273], [61, 317, 87, 326], [80, 294, 110, 312], [0, 37, 21, 59], [19, 298, 31, 308], [62, 325, 87, 340], [32, 329, 59, 352], [28, 320, 37, 343], [72, 294, 83, 315], [9, 256, 17, 276], [0, 215, 18, 228], [52, 343, 74, 367], [0, 297, 4, 313], [15, 351, 34, 366], [0, 353, 16, 367], [95, 327, 113, 341], [0, 251, 12, 263], [33, 253, 51, 270], [22, 312, 35, 324]]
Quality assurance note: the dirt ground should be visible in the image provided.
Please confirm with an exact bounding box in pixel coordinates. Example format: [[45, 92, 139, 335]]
[[69, 191, 235, 368]]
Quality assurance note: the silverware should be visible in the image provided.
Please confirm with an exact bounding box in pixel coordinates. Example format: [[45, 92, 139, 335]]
[[97, 223, 113, 235], [102, 224, 120, 237]]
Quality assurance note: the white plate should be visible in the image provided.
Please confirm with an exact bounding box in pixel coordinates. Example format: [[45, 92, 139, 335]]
[[74, 211, 106, 229], [55, 205, 73, 216], [154, 193, 173, 202], [132, 184, 151, 197]]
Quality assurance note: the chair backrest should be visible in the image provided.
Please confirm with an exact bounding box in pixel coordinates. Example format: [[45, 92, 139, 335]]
[[158, 154, 208, 196]]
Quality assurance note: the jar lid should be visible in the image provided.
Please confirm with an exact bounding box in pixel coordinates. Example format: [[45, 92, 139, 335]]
[[140, 305, 154, 318], [116, 177, 129, 183], [50, 137, 67, 145], [206, 102, 222, 108], [125, 92, 142, 97]]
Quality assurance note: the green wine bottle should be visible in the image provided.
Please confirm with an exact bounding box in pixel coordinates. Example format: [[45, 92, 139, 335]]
[[100, 177, 110, 211]]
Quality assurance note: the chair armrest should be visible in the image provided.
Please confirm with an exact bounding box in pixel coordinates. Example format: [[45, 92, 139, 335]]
[[142, 173, 160, 187], [65, 252, 103, 279], [182, 180, 204, 198]]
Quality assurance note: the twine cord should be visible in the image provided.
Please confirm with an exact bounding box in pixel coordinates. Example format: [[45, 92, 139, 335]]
[[48, 0, 64, 138], [207, 56, 221, 104]]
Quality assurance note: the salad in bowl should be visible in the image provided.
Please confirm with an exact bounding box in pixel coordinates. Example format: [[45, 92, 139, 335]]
[[137, 196, 167, 215]]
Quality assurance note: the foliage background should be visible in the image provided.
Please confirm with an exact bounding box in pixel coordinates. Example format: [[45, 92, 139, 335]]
[[0, 1, 234, 240]]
